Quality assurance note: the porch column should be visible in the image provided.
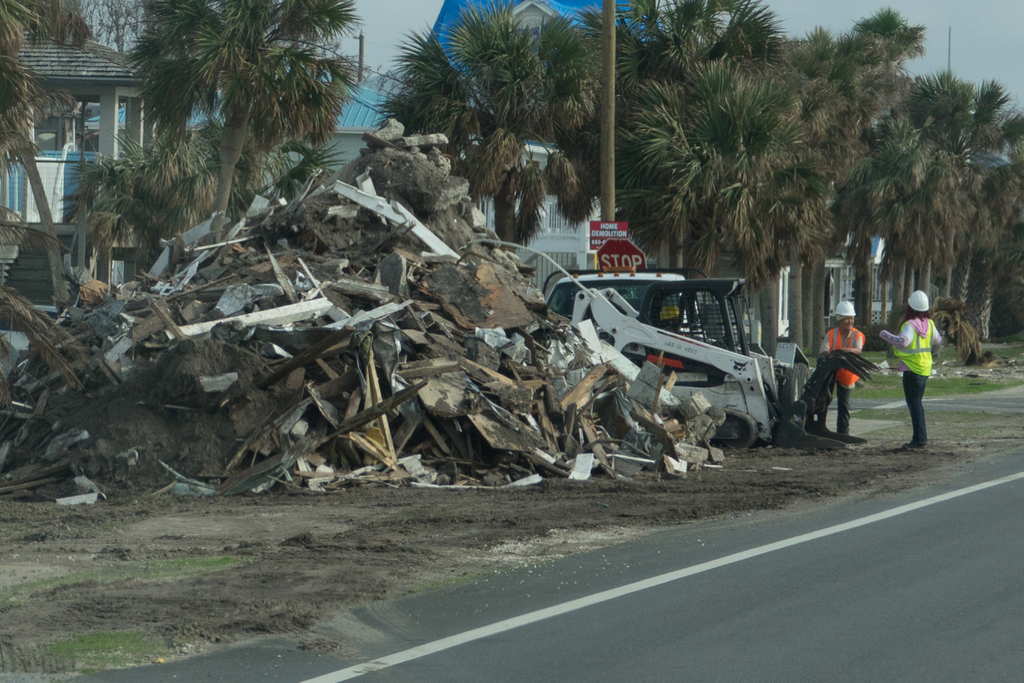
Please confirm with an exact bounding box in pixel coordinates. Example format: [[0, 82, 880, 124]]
[[98, 87, 120, 157]]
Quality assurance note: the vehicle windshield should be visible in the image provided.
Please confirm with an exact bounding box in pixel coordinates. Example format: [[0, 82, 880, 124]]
[[547, 281, 653, 318]]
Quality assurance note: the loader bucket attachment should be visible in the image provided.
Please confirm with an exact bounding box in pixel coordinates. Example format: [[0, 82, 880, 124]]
[[773, 351, 881, 451], [774, 400, 852, 450]]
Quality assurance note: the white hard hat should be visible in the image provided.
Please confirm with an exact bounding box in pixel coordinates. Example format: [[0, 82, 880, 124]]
[[908, 290, 930, 312], [835, 301, 855, 318]]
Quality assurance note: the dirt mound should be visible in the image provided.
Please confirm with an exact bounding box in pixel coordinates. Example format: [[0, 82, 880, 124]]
[[8, 339, 287, 497]]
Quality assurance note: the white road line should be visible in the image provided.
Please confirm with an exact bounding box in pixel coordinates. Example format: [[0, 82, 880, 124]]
[[302, 470, 1024, 683]]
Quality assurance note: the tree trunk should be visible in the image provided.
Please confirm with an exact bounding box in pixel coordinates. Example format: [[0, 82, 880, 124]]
[[787, 247, 802, 347], [811, 262, 826, 351], [922, 260, 932, 297], [493, 178, 517, 243], [758, 275, 780, 357], [862, 250, 874, 325], [951, 245, 971, 301], [212, 107, 250, 216], [801, 259, 814, 348], [666, 231, 683, 268], [891, 261, 906, 326], [20, 153, 68, 303], [941, 265, 952, 298], [903, 267, 914, 303], [879, 278, 888, 325], [966, 251, 993, 340]]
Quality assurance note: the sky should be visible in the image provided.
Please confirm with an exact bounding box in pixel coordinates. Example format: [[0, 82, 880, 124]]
[[353, 0, 1024, 103]]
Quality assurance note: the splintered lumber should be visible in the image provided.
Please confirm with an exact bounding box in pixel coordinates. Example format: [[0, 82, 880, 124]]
[[329, 278, 394, 303], [323, 380, 428, 439], [397, 358, 462, 380], [466, 411, 545, 453], [265, 247, 298, 303], [579, 419, 614, 476], [151, 301, 187, 341], [217, 438, 316, 495], [347, 432, 395, 468], [560, 364, 609, 410], [392, 411, 423, 453], [257, 328, 353, 389], [420, 416, 451, 456], [364, 345, 395, 462]]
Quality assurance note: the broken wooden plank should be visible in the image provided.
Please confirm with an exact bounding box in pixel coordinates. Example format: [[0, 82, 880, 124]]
[[217, 438, 315, 496], [347, 432, 395, 468], [265, 246, 298, 303], [256, 328, 354, 389], [420, 416, 452, 456], [396, 358, 462, 380], [322, 380, 428, 439], [315, 358, 339, 380], [392, 411, 423, 454], [151, 301, 187, 341], [328, 278, 395, 303], [560, 364, 609, 410], [457, 357, 515, 386], [466, 411, 545, 453]]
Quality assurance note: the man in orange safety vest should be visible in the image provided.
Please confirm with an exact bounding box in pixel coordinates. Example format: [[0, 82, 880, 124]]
[[818, 301, 865, 436]]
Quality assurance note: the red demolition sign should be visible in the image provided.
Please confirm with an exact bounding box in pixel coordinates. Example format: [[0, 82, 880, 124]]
[[596, 238, 647, 270], [589, 221, 629, 250]]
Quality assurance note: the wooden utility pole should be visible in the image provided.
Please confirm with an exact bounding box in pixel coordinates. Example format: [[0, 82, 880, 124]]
[[358, 32, 365, 82], [600, 0, 615, 221]]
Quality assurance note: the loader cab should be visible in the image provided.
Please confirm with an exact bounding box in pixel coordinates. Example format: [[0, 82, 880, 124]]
[[637, 279, 751, 357], [543, 268, 706, 319]]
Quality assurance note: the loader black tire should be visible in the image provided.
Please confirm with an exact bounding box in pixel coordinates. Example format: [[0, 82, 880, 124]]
[[779, 362, 809, 410], [712, 410, 759, 449]]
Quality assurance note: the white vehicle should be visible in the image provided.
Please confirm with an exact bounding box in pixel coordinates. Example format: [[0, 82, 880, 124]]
[[544, 269, 700, 319], [567, 276, 878, 449]]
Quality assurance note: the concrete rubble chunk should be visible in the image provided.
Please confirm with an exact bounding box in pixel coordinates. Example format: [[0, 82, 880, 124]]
[[397, 133, 449, 149], [199, 372, 239, 393], [374, 118, 405, 141]]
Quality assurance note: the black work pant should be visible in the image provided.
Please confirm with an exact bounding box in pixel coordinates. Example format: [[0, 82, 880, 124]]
[[902, 371, 928, 445], [836, 384, 852, 435]]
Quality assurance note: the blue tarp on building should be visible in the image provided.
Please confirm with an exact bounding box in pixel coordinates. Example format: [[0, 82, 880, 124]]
[[433, 0, 602, 36]]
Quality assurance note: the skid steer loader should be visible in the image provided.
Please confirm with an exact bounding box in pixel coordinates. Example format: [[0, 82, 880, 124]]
[[568, 277, 879, 449]]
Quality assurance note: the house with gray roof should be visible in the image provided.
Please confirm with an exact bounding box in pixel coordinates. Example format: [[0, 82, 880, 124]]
[[0, 39, 143, 304]]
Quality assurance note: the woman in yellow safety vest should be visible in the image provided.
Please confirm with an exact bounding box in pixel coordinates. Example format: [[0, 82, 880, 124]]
[[818, 301, 864, 435], [879, 290, 942, 449]]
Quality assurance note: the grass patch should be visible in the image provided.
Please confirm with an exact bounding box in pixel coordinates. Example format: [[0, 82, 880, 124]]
[[853, 375, 1022, 399], [43, 631, 171, 674], [0, 556, 243, 606]]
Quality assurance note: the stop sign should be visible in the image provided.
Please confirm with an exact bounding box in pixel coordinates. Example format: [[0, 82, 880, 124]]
[[596, 238, 647, 270]]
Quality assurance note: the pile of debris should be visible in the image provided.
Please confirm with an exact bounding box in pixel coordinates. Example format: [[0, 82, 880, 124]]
[[0, 121, 726, 502]]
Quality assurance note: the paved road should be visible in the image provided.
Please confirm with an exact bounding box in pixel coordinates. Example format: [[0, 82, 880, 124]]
[[81, 446, 1024, 683]]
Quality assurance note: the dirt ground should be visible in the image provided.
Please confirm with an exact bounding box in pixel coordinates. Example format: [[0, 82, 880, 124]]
[[1, 409, 1021, 676]]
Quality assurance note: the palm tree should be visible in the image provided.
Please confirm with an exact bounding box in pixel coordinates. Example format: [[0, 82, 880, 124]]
[[619, 63, 827, 285], [385, 2, 599, 243], [75, 120, 339, 257], [906, 73, 1024, 335], [131, 0, 358, 217], [790, 9, 924, 342]]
